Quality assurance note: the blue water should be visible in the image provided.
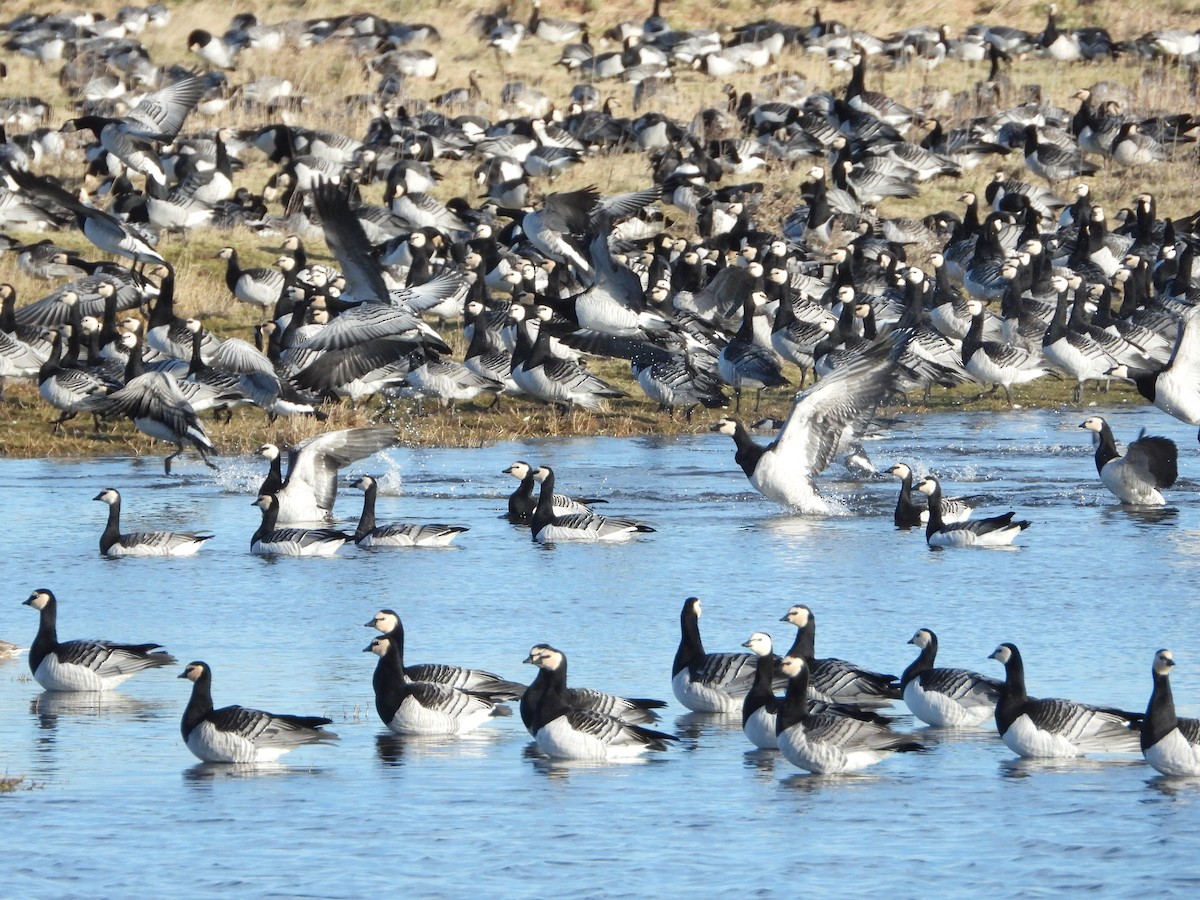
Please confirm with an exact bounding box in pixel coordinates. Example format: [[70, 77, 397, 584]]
[[2, 404, 1199, 897]]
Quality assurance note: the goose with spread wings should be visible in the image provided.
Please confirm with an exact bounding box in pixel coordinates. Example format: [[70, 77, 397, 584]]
[[711, 338, 901, 513]]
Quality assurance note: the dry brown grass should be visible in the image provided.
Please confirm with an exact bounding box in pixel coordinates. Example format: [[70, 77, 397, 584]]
[[1, 0, 1196, 458]]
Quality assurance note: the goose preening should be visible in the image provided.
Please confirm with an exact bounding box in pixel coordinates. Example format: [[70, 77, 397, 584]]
[[988, 643, 1142, 758], [672, 596, 763, 713], [258, 425, 399, 526], [1078, 416, 1177, 506], [250, 494, 350, 557], [365, 634, 503, 736], [522, 645, 677, 760], [917, 476, 1030, 547], [521, 643, 665, 734], [502, 460, 605, 526], [779, 604, 900, 707], [1142, 649, 1200, 777], [711, 338, 899, 514], [366, 610, 524, 699], [887, 462, 978, 528], [23, 588, 175, 692], [775, 656, 924, 774], [530, 466, 654, 543], [179, 661, 338, 764], [93, 487, 213, 557], [351, 475, 468, 547], [900, 629, 1002, 727]]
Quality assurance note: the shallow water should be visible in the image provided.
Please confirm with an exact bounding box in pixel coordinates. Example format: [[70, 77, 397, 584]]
[[2, 404, 1199, 897]]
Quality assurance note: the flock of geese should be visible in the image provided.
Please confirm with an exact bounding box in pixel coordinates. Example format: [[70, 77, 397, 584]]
[[2, 4, 1200, 774], [13, 589, 1200, 775]]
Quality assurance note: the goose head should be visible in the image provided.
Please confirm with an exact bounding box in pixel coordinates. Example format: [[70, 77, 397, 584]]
[[366, 609, 399, 632], [1154, 649, 1175, 676], [741, 632, 772, 656], [908, 628, 934, 648], [93, 487, 120, 505], [178, 660, 208, 681], [364, 636, 391, 657], [710, 417, 739, 436], [988, 643, 1016, 664], [1079, 416, 1105, 433], [23, 588, 54, 610], [504, 461, 532, 479], [887, 462, 913, 480], [915, 476, 939, 496], [778, 655, 806, 678], [780, 604, 810, 627]]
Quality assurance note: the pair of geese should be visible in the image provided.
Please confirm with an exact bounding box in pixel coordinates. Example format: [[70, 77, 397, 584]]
[[672, 597, 1199, 776]]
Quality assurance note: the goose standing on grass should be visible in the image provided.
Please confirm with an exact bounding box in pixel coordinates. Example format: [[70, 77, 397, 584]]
[[258, 425, 399, 526], [350, 475, 468, 547], [520, 643, 665, 734], [1079, 416, 1177, 506], [900, 629, 1002, 727], [366, 610, 525, 699], [775, 656, 925, 774], [502, 460, 605, 526], [250, 494, 350, 557], [742, 632, 782, 750], [93, 487, 213, 557], [23, 588, 175, 692], [779, 604, 900, 707], [988, 643, 1142, 758], [522, 645, 677, 760], [917, 476, 1030, 547], [672, 597, 762, 713], [530, 466, 654, 543], [711, 338, 900, 514], [365, 635, 502, 736], [179, 661, 338, 764], [1142, 649, 1200, 776]]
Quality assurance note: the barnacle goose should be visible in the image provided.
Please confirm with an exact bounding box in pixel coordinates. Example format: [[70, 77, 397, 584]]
[[367, 610, 524, 699], [250, 494, 349, 557], [179, 661, 338, 764], [530, 466, 654, 543], [1079, 417, 1177, 506], [1110, 308, 1200, 442], [741, 632, 782, 749], [23, 588, 175, 691], [502, 460, 604, 526], [93, 487, 213, 557], [962, 298, 1048, 406], [900, 629, 1002, 727], [521, 643, 665, 734], [258, 425, 399, 526], [522, 645, 676, 760], [775, 656, 924, 774], [350, 475, 468, 548], [988, 643, 1142, 758], [711, 337, 899, 513], [365, 635, 501, 736], [672, 597, 762, 713], [1142, 650, 1200, 776], [779, 605, 900, 707], [887, 462, 978, 528], [917, 476, 1030, 547]]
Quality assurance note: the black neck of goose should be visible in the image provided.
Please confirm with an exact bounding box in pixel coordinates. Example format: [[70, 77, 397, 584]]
[[1142, 668, 1178, 751], [28, 598, 58, 674], [1092, 421, 1119, 475], [775, 665, 811, 733], [931, 260, 954, 304], [99, 289, 120, 346], [532, 469, 557, 532], [923, 483, 945, 536], [124, 334, 145, 381], [214, 134, 231, 178], [773, 293, 797, 329], [894, 469, 915, 521], [962, 308, 985, 361], [252, 498, 279, 544], [372, 637, 408, 724], [532, 661, 572, 731], [181, 668, 215, 740], [734, 295, 757, 341], [861, 305, 877, 340], [846, 54, 865, 100], [1, 291, 15, 332], [728, 421, 765, 478], [508, 471, 536, 522], [39, 330, 65, 381], [901, 635, 938, 688], [355, 482, 378, 539], [149, 270, 175, 329], [260, 454, 284, 497], [187, 327, 206, 376], [672, 603, 705, 676], [785, 621, 815, 661], [897, 280, 924, 329], [1043, 291, 1070, 346], [525, 319, 554, 370], [995, 649, 1028, 728], [101, 496, 122, 549], [742, 652, 777, 723], [223, 250, 241, 294]]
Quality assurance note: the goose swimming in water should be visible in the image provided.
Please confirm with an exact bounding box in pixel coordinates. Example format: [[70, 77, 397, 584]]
[[1142, 649, 1200, 776], [917, 476, 1030, 547], [502, 460, 605, 526], [887, 462, 978, 528], [672, 596, 762, 713], [23, 588, 175, 692], [520, 643, 665, 733], [522, 645, 677, 760], [1078, 416, 1177, 506], [530, 466, 654, 543], [250, 494, 350, 557], [350, 475, 468, 547], [988, 642, 1142, 758], [900, 629, 1002, 727], [711, 338, 899, 513], [779, 604, 900, 707], [179, 661, 338, 763], [93, 487, 213, 557]]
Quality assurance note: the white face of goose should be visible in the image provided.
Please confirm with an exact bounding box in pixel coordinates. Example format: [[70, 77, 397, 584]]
[[25, 590, 52, 611], [989, 645, 1013, 664], [909, 629, 932, 648], [1154, 649, 1175, 676], [929, 252, 944, 268], [888, 463, 912, 480], [217, 247, 234, 261], [180, 662, 205, 682], [853, 303, 871, 319], [711, 418, 738, 437], [534, 305, 554, 323], [836, 286, 855, 305], [119, 331, 137, 351], [258, 443, 280, 461], [906, 267, 924, 285], [252, 495, 273, 511], [1079, 416, 1104, 433], [779, 656, 805, 678], [916, 478, 937, 496], [93, 488, 119, 505], [365, 637, 390, 657], [532, 466, 550, 483], [965, 299, 983, 316], [184, 318, 201, 334], [534, 647, 564, 670], [750, 290, 769, 309], [80, 316, 100, 335], [769, 268, 788, 285], [368, 610, 398, 632], [782, 605, 809, 627], [742, 632, 772, 656], [353, 475, 376, 491], [504, 462, 531, 479], [507, 303, 527, 323]]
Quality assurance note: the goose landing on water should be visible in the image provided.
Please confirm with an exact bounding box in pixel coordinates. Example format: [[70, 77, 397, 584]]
[[1079, 416, 1177, 506]]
